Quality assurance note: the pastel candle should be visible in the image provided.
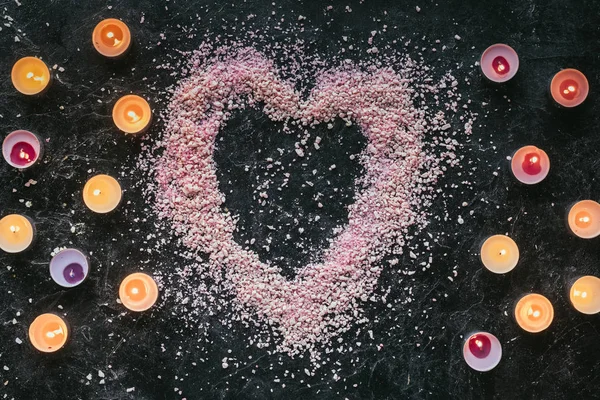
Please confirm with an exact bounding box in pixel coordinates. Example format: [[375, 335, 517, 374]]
[[570, 276, 600, 314], [0, 214, 34, 253], [49, 248, 90, 287], [92, 18, 132, 58], [567, 200, 600, 239], [28, 313, 68, 353], [83, 174, 122, 213], [510, 145, 550, 185], [463, 332, 502, 372], [11, 57, 51, 95], [550, 69, 589, 108], [2, 130, 43, 169], [112, 95, 152, 134], [480, 235, 519, 274], [119, 272, 159, 312], [480, 44, 519, 83], [514, 293, 554, 333]]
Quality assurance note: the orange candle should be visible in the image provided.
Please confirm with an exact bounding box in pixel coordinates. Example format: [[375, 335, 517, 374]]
[[514, 293, 554, 333], [550, 69, 589, 108], [112, 95, 152, 134], [28, 313, 68, 353], [92, 18, 131, 58], [570, 276, 600, 314], [0, 214, 35, 253], [480, 235, 519, 274], [83, 175, 122, 213], [567, 200, 600, 239], [119, 272, 159, 312], [11, 57, 51, 95]]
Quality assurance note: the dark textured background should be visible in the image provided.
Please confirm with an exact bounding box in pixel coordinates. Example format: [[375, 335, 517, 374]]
[[1, 0, 600, 399]]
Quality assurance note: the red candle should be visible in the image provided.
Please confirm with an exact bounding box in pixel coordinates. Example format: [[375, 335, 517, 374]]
[[480, 44, 519, 83], [463, 331, 502, 372], [511, 145, 550, 184], [550, 69, 589, 107]]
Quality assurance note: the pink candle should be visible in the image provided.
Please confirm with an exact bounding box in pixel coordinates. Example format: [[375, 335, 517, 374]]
[[463, 331, 502, 372], [2, 130, 43, 169], [510, 145, 550, 185], [480, 44, 519, 83]]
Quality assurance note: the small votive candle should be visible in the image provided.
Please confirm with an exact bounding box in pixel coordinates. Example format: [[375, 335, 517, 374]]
[[570, 276, 600, 314], [480, 44, 519, 83], [83, 174, 122, 213], [480, 235, 519, 274], [112, 95, 152, 134], [514, 293, 554, 333], [28, 313, 68, 353], [92, 18, 132, 58], [0, 214, 34, 253], [567, 200, 600, 239], [550, 69, 589, 108], [510, 145, 550, 185], [11, 57, 51, 95], [2, 130, 43, 169], [49, 248, 90, 288], [119, 272, 159, 312], [463, 332, 502, 372]]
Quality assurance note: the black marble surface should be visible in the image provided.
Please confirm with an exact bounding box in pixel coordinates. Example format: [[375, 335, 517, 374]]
[[1, 0, 600, 399]]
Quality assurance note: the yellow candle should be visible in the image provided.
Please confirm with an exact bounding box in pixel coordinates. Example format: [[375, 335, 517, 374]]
[[83, 175, 122, 213], [92, 18, 131, 58], [514, 293, 554, 333], [570, 276, 600, 314], [0, 214, 34, 253], [119, 272, 159, 312], [112, 95, 152, 134], [28, 313, 68, 353], [480, 235, 519, 274], [567, 200, 600, 239], [11, 57, 51, 95]]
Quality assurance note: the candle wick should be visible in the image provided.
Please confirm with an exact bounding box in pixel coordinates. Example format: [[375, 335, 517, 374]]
[[499, 249, 506, 256], [9, 225, 20, 233], [131, 287, 139, 294], [93, 189, 102, 196], [127, 110, 141, 123], [26, 72, 34, 79]]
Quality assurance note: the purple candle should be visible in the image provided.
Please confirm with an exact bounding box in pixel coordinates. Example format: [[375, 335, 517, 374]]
[[2, 130, 43, 169], [49, 249, 89, 287]]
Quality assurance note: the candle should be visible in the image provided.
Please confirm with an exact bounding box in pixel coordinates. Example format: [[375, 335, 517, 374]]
[[480, 44, 519, 83], [92, 18, 132, 58], [550, 69, 589, 108], [11, 57, 51, 95], [28, 313, 68, 353], [567, 200, 600, 239], [0, 214, 35, 253], [119, 272, 159, 311], [510, 145, 550, 185], [49, 248, 90, 287], [463, 331, 502, 372], [2, 130, 43, 169], [112, 95, 152, 134], [82, 174, 122, 213], [480, 235, 519, 274], [514, 293, 554, 333], [570, 276, 600, 314]]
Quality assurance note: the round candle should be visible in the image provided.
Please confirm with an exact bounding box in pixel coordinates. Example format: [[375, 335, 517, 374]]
[[11, 57, 51, 95], [28, 313, 68, 353], [567, 200, 600, 239], [83, 174, 122, 213], [2, 130, 43, 169], [49, 248, 90, 287], [480, 235, 519, 274], [570, 276, 600, 314], [119, 272, 159, 312], [550, 69, 589, 108], [112, 95, 152, 134], [0, 214, 34, 253], [480, 44, 519, 83], [510, 145, 550, 185], [463, 332, 502, 372], [514, 293, 554, 333], [92, 18, 132, 58]]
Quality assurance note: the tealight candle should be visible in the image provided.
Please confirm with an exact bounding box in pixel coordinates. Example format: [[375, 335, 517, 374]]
[[567, 200, 600, 239], [92, 18, 132, 58], [119, 272, 159, 312], [11, 57, 51, 95], [28, 313, 68, 353], [2, 130, 43, 169], [570, 276, 600, 314], [49, 248, 90, 287], [480, 44, 519, 83], [480, 235, 519, 274], [112, 95, 152, 134], [463, 331, 502, 372], [0, 214, 34, 253], [83, 174, 122, 213], [550, 69, 589, 108], [514, 293, 554, 333], [510, 145, 550, 185]]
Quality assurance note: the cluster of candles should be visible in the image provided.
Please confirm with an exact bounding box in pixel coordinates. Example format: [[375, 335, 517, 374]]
[[3, 18, 158, 353], [464, 44, 594, 372]]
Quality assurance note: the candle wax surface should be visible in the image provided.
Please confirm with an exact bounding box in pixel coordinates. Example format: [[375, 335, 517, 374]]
[[83, 175, 122, 213], [492, 56, 510, 75], [100, 23, 125, 48], [125, 278, 149, 302], [559, 79, 579, 100], [63, 263, 85, 284], [29, 313, 68, 353], [522, 152, 542, 175], [11, 57, 51, 95], [9, 141, 37, 167], [468, 334, 492, 359]]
